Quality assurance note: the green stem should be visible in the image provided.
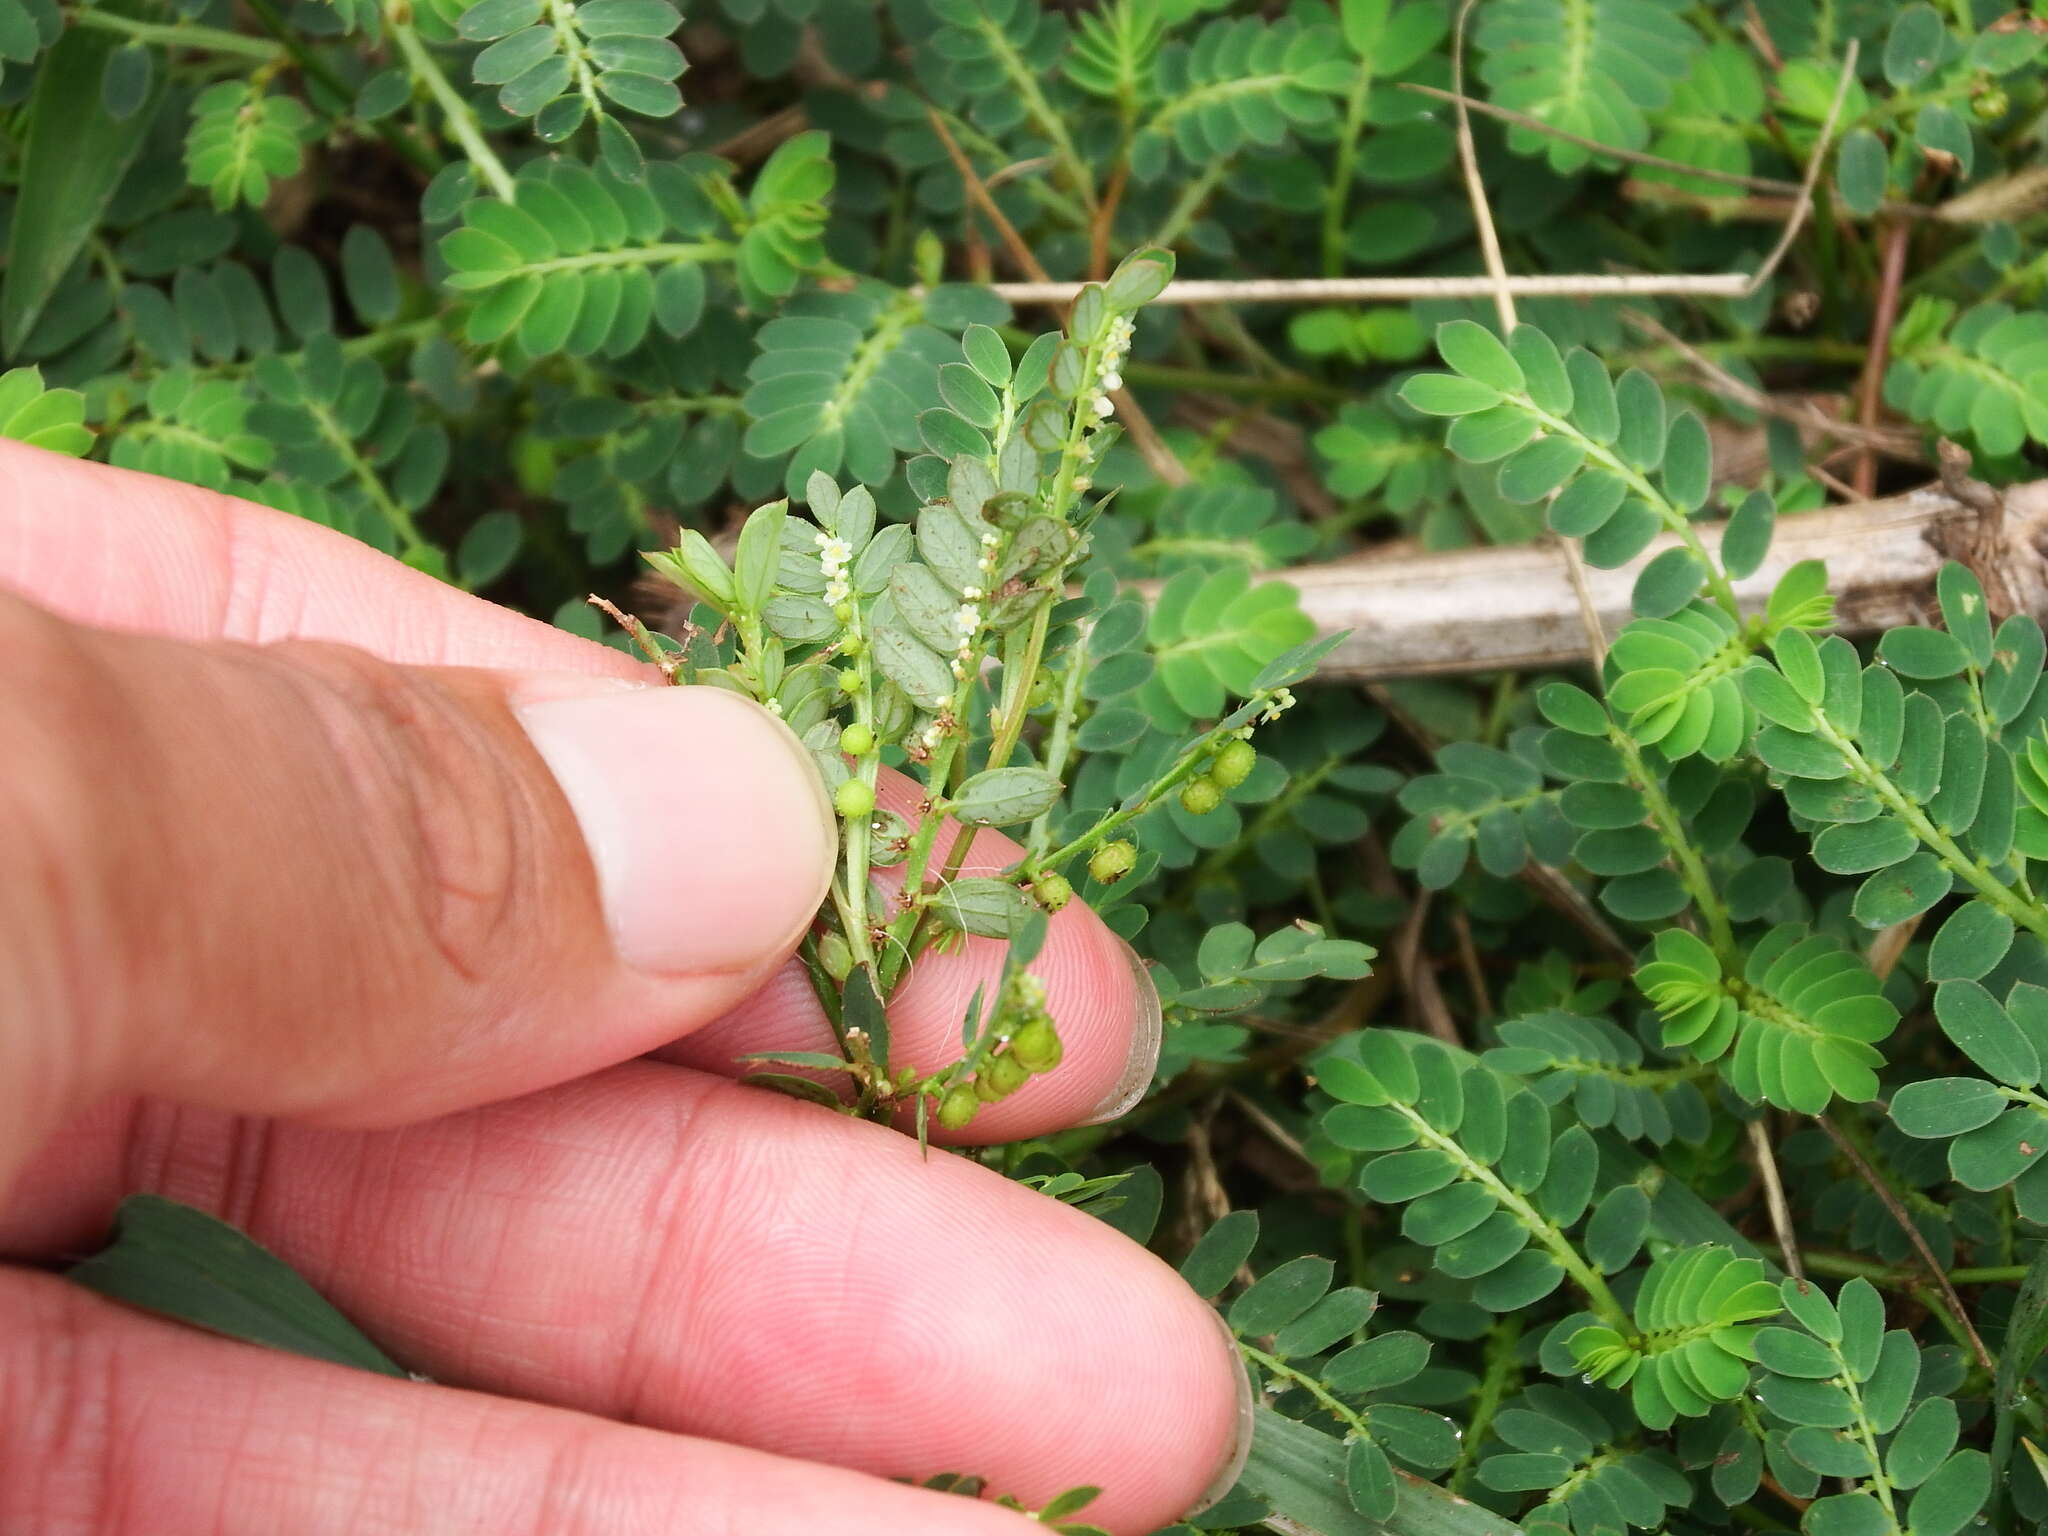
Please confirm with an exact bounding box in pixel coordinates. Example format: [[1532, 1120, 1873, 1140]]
[[1025, 633, 1092, 859], [1119, 359, 1351, 404], [1320, 58, 1376, 277], [1238, 1342, 1374, 1439], [1148, 158, 1229, 250], [974, 15, 1097, 211], [1388, 1097, 1630, 1331], [1809, 714, 2048, 943], [1528, 399, 1742, 618], [1448, 1316, 1522, 1494], [303, 398, 426, 558], [68, 7, 281, 57], [387, 16, 518, 201], [539, 0, 603, 119], [1614, 728, 1736, 959], [1831, 1353, 1904, 1532]]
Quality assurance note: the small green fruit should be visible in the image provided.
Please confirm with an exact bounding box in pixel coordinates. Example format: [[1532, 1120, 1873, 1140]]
[[839, 722, 876, 757], [985, 1052, 1030, 1097], [1212, 738, 1256, 789], [1033, 872, 1074, 912], [1011, 1018, 1063, 1073], [834, 778, 876, 818], [975, 1071, 1004, 1102], [817, 932, 853, 981], [1089, 840, 1137, 885], [937, 1084, 979, 1131], [1974, 86, 2010, 121], [1180, 776, 1223, 815], [835, 668, 860, 695]]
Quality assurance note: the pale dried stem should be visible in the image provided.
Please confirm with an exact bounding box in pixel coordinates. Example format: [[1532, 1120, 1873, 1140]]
[[1748, 1117, 1804, 1282], [1201, 479, 2048, 682]]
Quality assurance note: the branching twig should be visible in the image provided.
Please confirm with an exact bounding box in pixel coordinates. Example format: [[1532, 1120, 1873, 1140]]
[[1748, 1117, 1804, 1282], [1818, 1113, 1994, 1372], [1449, 0, 1514, 332]]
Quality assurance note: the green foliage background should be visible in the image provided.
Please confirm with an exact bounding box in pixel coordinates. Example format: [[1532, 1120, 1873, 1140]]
[[13, 0, 2048, 1533]]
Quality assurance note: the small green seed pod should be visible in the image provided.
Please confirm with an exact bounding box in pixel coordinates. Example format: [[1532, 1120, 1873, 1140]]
[[834, 778, 876, 818], [975, 1071, 1005, 1103], [1089, 840, 1137, 884], [1211, 738, 1256, 789], [839, 721, 876, 757], [835, 667, 861, 695], [1033, 871, 1074, 912], [1180, 776, 1223, 815], [1011, 1018, 1063, 1073], [937, 1084, 979, 1131], [817, 932, 853, 981], [985, 1052, 1030, 1097]]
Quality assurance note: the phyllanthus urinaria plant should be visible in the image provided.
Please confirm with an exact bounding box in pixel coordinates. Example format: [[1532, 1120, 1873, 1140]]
[[635, 249, 1343, 1140]]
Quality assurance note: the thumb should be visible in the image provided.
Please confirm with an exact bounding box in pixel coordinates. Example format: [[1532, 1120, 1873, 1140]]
[[0, 590, 833, 1176]]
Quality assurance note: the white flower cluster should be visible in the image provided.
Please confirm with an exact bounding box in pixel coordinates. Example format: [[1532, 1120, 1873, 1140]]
[[817, 529, 853, 607], [949, 533, 1001, 680], [1087, 314, 1136, 422]]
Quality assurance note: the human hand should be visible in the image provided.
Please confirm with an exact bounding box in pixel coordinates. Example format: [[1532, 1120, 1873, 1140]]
[[0, 441, 1250, 1534]]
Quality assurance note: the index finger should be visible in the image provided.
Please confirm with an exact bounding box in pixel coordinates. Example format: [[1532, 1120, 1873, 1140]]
[[0, 438, 644, 674]]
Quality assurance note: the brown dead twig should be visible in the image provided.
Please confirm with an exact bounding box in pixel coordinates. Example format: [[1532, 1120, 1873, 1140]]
[[1817, 1114, 1995, 1373]]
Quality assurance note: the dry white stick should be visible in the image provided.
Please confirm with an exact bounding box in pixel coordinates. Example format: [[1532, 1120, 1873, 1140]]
[[975, 273, 1756, 304], [1242, 479, 2048, 681]]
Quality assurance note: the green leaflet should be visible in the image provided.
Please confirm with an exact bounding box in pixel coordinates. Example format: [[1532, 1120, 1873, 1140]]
[[3, 22, 164, 351], [68, 1196, 408, 1377], [1636, 925, 1896, 1112]]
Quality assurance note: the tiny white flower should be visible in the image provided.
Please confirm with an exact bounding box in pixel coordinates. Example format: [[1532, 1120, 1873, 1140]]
[[825, 575, 851, 606], [1099, 370, 1123, 392], [1091, 394, 1114, 418], [953, 603, 980, 638], [961, 584, 984, 600], [1073, 477, 1092, 492]]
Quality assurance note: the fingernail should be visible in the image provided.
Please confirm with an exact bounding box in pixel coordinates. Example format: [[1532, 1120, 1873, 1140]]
[[1189, 1306, 1257, 1516], [1079, 937, 1162, 1125], [517, 685, 835, 975]]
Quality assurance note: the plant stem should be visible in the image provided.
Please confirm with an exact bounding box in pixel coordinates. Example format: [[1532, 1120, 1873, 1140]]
[[387, 16, 518, 201], [1026, 637, 1092, 859], [1529, 399, 1743, 619], [1388, 1097, 1631, 1331], [1321, 57, 1376, 277], [68, 7, 281, 57], [1238, 1343, 1374, 1439], [1614, 728, 1737, 960], [1810, 715, 2048, 943]]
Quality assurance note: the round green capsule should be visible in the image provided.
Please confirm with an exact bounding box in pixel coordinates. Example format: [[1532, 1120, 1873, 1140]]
[[984, 1052, 1030, 1097], [1089, 840, 1137, 885], [1180, 776, 1223, 815], [937, 1084, 979, 1131], [1011, 1018, 1063, 1073], [1211, 738, 1256, 789], [834, 778, 876, 818], [1033, 872, 1074, 912], [839, 721, 876, 757]]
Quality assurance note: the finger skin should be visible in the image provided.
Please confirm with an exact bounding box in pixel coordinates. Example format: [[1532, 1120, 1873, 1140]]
[[0, 590, 833, 1187], [0, 438, 644, 676], [0, 1269, 1041, 1536], [2, 1063, 1243, 1534], [0, 442, 1151, 1143]]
